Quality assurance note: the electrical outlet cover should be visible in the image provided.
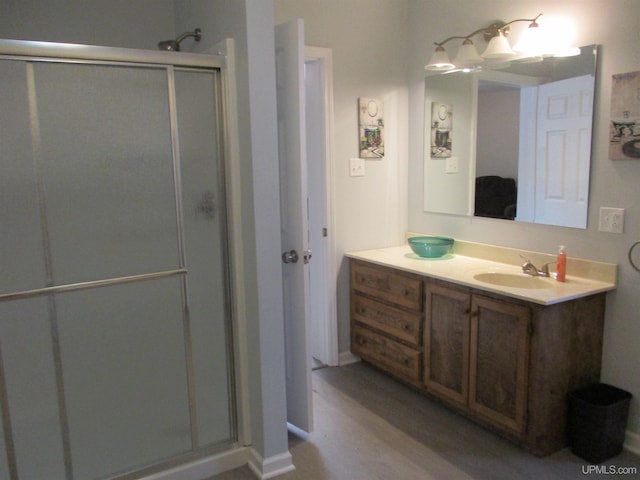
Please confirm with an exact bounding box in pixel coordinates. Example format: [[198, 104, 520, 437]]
[[610, 208, 625, 233]]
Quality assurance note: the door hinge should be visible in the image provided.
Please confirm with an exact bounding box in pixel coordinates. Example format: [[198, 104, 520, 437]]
[[322, 227, 328, 237]]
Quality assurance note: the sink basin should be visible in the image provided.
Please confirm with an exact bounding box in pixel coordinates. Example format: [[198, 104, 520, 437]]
[[473, 272, 553, 289]]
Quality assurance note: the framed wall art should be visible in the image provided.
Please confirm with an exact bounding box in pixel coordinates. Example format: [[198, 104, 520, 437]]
[[358, 97, 384, 158], [609, 70, 640, 160]]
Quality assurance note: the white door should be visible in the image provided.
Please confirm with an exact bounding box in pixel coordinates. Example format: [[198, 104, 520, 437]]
[[534, 74, 594, 228], [305, 57, 329, 367], [275, 19, 313, 433], [304, 47, 339, 368]]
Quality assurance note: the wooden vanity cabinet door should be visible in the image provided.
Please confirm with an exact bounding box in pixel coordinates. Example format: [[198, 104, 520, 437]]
[[424, 282, 471, 406], [468, 294, 530, 437]]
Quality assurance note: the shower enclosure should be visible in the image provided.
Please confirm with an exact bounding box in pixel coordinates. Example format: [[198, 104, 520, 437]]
[[0, 42, 236, 479]]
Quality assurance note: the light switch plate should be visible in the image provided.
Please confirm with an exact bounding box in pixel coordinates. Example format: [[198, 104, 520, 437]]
[[599, 207, 625, 233], [445, 157, 459, 174], [350, 158, 365, 177]]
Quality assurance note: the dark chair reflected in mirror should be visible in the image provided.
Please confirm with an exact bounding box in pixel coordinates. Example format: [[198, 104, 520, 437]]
[[474, 175, 517, 220]]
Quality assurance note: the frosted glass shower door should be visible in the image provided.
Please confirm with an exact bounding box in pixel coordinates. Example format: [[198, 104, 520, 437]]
[[174, 69, 234, 447], [34, 63, 190, 479], [35, 63, 180, 284], [0, 58, 234, 480]]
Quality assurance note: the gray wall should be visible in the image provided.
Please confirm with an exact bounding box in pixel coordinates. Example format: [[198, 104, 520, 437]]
[[476, 88, 520, 179], [0, 0, 175, 49]]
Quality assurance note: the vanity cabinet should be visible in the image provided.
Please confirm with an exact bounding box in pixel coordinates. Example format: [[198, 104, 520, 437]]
[[349, 259, 606, 456], [425, 282, 530, 437]]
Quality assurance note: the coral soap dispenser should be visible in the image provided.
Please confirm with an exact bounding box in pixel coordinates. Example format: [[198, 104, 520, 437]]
[[556, 245, 567, 282]]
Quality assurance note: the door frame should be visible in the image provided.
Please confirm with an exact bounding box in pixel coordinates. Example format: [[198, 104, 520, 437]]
[[304, 46, 338, 367]]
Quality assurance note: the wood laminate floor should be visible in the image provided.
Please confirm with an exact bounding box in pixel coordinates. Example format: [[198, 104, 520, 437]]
[[211, 362, 640, 480]]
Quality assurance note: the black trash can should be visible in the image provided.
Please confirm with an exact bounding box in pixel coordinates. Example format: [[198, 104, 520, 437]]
[[568, 383, 632, 464]]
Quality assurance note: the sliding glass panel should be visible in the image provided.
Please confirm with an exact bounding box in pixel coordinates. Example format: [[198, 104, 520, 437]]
[[175, 70, 233, 446], [33, 63, 179, 285], [0, 298, 66, 480], [57, 277, 191, 479], [0, 61, 47, 294], [0, 57, 234, 480]]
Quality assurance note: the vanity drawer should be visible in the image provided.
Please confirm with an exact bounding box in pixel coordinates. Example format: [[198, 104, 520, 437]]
[[352, 325, 422, 382], [352, 294, 422, 346], [351, 260, 423, 311]]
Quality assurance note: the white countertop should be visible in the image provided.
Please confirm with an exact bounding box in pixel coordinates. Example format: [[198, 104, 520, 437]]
[[346, 245, 617, 306]]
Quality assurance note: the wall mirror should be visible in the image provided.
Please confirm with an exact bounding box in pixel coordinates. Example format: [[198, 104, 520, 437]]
[[423, 45, 598, 229]]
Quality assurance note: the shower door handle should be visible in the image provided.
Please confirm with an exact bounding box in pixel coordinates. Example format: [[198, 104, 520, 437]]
[[282, 250, 299, 264]]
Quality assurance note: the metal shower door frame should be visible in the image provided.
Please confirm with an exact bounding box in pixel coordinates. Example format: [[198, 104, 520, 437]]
[[0, 40, 236, 480]]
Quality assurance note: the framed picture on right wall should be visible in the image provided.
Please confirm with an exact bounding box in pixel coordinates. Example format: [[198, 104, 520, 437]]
[[609, 70, 640, 160]]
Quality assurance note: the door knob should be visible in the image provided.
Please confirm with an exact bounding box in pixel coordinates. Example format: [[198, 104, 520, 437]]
[[282, 250, 299, 264]]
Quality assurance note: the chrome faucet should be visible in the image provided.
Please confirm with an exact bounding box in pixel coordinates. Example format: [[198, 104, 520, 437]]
[[521, 258, 551, 277]]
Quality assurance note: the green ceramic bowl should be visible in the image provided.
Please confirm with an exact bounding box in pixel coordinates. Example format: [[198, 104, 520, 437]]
[[408, 236, 454, 258]]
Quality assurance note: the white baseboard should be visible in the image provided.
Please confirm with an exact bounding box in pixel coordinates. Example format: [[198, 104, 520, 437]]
[[339, 350, 360, 366], [247, 448, 295, 479], [141, 445, 297, 480], [624, 430, 640, 456], [142, 447, 249, 480]]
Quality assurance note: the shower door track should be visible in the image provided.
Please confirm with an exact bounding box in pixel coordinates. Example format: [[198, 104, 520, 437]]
[[0, 269, 188, 302], [0, 39, 226, 69]]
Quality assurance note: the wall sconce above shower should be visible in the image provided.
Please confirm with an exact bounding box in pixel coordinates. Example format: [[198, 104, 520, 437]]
[[158, 28, 202, 51]]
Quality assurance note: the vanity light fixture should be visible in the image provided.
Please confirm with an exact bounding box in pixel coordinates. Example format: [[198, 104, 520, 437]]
[[425, 14, 578, 72]]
